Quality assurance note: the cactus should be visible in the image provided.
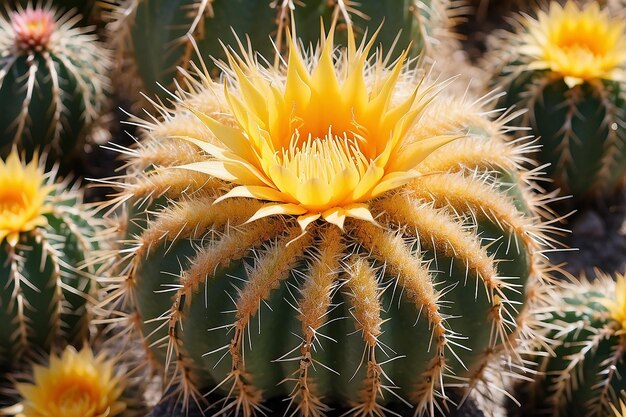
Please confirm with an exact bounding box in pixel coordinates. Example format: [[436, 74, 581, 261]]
[[0, 149, 103, 371], [526, 272, 626, 417], [487, 1, 626, 200], [0, 3, 111, 163], [103, 0, 460, 101], [100, 23, 556, 417]]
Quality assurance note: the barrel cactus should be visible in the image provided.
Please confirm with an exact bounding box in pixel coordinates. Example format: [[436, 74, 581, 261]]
[[0, 3, 111, 162], [526, 272, 626, 417], [102, 23, 554, 417], [0, 149, 102, 371], [103, 0, 459, 101], [487, 1, 626, 199]]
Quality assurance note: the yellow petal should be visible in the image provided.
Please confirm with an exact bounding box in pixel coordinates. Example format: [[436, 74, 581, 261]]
[[245, 203, 308, 224], [387, 135, 460, 173], [214, 185, 295, 205], [322, 207, 347, 230], [296, 213, 321, 232]]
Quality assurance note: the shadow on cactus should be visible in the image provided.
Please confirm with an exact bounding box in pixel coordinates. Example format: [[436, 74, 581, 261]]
[[102, 0, 461, 103], [0, 150, 103, 376], [524, 272, 626, 417], [99, 22, 561, 417], [0, 3, 111, 165], [487, 1, 626, 200]]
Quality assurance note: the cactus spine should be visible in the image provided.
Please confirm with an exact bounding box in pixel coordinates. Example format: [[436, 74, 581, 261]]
[[103, 0, 460, 101], [487, 1, 626, 199], [0, 150, 103, 371], [101, 23, 555, 417], [527, 272, 626, 417], [0, 3, 111, 162]]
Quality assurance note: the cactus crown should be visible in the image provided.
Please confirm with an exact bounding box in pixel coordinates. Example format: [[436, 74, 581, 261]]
[[519, 1, 626, 87], [0, 151, 53, 247], [10, 6, 55, 53], [178, 24, 456, 230]]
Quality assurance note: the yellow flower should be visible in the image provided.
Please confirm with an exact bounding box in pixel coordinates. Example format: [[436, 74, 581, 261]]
[[519, 1, 626, 87], [0, 151, 53, 247], [177, 25, 457, 231], [600, 273, 626, 330], [13, 346, 125, 417]]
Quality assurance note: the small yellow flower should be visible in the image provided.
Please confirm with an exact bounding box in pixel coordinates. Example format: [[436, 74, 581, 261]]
[[177, 24, 457, 231], [0, 151, 53, 247], [599, 273, 626, 330], [13, 346, 125, 417], [519, 1, 626, 87]]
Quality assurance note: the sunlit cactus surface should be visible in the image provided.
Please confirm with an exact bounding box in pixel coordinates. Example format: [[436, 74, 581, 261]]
[[95, 21, 563, 417]]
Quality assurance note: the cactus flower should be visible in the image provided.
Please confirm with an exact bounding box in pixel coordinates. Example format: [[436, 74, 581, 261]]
[[518, 1, 626, 87], [10, 347, 125, 417], [0, 151, 52, 247]]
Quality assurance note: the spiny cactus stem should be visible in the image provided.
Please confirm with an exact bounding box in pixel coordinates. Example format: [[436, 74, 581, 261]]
[[409, 173, 538, 251], [5, 244, 28, 358], [42, 52, 63, 148], [285, 226, 343, 416], [11, 60, 37, 143], [345, 258, 387, 417], [420, 137, 521, 174], [352, 222, 451, 414], [135, 198, 263, 259], [131, 170, 224, 202], [378, 195, 505, 300], [553, 86, 582, 176], [590, 79, 626, 191], [152, 218, 284, 389], [38, 231, 63, 344], [589, 334, 626, 416], [551, 328, 613, 416], [222, 227, 310, 414]]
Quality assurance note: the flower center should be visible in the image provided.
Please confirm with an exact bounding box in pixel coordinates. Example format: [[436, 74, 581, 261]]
[[554, 31, 606, 58], [12, 8, 55, 52], [0, 189, 29, 216]]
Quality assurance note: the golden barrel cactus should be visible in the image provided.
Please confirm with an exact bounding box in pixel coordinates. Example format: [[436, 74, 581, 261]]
[[101, 24, 557, 416]]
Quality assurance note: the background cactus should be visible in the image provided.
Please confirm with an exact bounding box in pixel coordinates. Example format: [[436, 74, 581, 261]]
[[0, 150, 103, 372], [102, 0, 461, 101], [524, 272, 626, 417], [0, 3, 111, 165], [99, 23, 557, 417], [486, 1, 626, 200]]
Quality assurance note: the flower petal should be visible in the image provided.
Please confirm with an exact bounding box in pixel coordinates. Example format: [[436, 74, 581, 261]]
[[245, 203, 308, 224]]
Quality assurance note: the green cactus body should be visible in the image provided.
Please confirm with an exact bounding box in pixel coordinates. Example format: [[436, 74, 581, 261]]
[[102, 23, 553, 417], [105, 0, 457, 101], [487, 1, 626, 199], [527, 273, 626, 417], [0, 151, 102, 371], [0, 4, 111, 163]]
